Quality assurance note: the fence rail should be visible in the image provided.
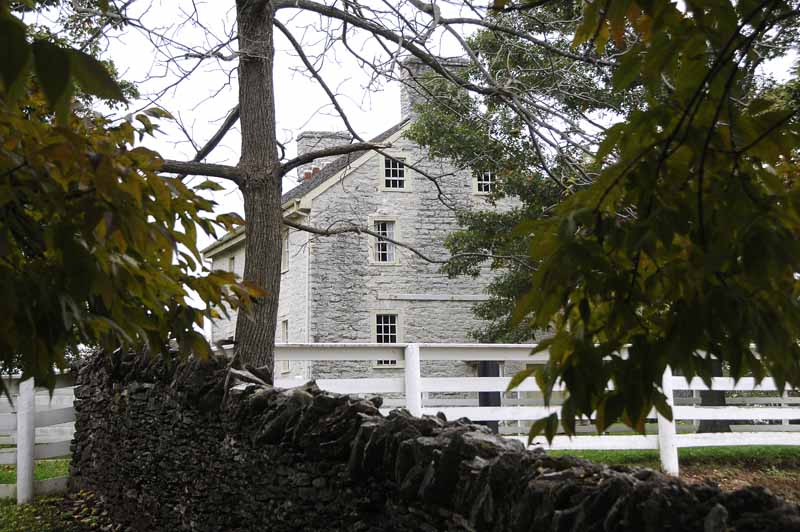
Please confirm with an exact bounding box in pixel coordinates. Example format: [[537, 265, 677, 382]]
[[274, 343, 800, 475], [0, 376, 75, 504]]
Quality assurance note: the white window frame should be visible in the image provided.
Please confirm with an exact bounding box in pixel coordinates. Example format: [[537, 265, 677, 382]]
[[281, 231, 289, 273], [473, 170, 497, 195], [379, 153, 412, 192], [228, 255, 236, 273], [368, 216, 399, 265], [371, 311, 404, 368]]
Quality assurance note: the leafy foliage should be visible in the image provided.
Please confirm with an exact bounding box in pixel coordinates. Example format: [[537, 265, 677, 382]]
[[0, 4, 259, 393], [407, 5, 625, 342], [513, 0, 800, 442], [418, 0, 799, 444], [1, 0, 126, 120]]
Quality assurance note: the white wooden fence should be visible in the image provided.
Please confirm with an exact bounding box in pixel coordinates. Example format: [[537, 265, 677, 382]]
[[0, 374, 75, 503], [275, 343, 800, 475], [1, 342, 797, 504]]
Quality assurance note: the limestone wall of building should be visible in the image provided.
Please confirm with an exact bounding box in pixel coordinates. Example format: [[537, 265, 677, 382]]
[[305, 130, 504, 379]]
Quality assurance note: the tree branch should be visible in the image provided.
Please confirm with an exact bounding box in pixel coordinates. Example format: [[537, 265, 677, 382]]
[[279, 142, 389, 176], [175, 105, 241, 182], [283, 219, 533, 270], [160, 160, 242, 184]]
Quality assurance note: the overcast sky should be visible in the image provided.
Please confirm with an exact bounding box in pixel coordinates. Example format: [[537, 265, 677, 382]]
[[88, 1, 472, 252]]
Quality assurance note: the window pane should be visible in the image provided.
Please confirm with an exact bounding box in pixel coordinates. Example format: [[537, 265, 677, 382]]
[[373, 221, 396, 262], [477, 171, 496, 193], [384, 157, 405, 188], [376, 314, 397, 343]]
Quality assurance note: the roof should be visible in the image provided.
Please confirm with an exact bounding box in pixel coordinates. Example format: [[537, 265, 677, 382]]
[[203, 118, 409, 258], [201, 225, 244, 256], [281, 118, 409, 204]]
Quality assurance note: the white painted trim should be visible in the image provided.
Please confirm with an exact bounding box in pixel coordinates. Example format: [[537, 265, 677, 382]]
[[35, 407, 74, 428], [275, 343, 406, 361], [675, 432, 800, 447], [35, 440, 71, 460], [377, 293, 490, 302], [202, 229, 245, 259], [0, 450, 15, 465], [404, 344, 422, 417], [0, 412, 15, 432], [518, 435, 660, 451], [275, 377, 405, 394], [422, 406, 559, 421]]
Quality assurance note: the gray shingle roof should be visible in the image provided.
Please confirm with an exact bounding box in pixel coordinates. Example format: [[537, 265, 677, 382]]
[[281, 118, 409, 204]]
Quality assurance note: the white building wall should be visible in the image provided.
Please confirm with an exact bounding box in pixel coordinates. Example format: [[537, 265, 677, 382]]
[[276, 226, 310, 344], [209, 243, 245, 345], [206, 126, 516, 385], [306, 131, 498, 380]]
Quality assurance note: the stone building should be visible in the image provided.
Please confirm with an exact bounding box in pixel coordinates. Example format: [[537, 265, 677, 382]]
[[203, 59, 508, 381]]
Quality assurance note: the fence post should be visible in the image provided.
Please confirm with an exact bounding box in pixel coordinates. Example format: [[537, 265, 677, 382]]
[[404, 343, 422, 417], [657, 366, 679, 476], [16, 377, 35, 504]]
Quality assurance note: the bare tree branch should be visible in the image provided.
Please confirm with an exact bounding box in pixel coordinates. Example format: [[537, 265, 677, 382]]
[[160, 159, 241, 184], [280, 141, 389, 176], [175, 105, 241, 181], [283, 218, 534, 270]]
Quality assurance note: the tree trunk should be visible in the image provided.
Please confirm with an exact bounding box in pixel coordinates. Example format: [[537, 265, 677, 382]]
[[697, 359, 731, 433], [233, 0, 282, 382]]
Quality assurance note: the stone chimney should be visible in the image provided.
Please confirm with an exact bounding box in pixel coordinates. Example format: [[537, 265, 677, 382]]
[[399, 56, 468, 121], [295, 131, 352, 182]]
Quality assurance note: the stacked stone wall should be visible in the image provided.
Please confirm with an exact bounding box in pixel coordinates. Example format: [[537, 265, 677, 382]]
[[70, 351, 800, 532]]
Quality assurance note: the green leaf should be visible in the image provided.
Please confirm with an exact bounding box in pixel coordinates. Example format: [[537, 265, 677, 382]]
[[143, 107, 175, 120], [613, 48, 641, 91], [0, 17, 30, 94], [68, 49, 126, 102], [32, 40, 71, 116], [506, 366, 536, 392], [528, 413, 559, 445], [195, 180, 225, 192]]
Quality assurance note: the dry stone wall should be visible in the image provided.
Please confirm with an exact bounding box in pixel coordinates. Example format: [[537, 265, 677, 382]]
[[70, 351, 800, 532]]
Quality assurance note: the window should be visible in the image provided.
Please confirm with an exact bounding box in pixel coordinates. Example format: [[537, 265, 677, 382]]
[[475, 171, 496, 194], [375, 313, 399, 367], [281, 231, 289, 272], [228, 256, 236, 273], [279, 320, 290, 373], [280, 319, 289, 343], [373, 221, 396, 263], [375, 313, 398, 343], [383, 157, 406, 189]]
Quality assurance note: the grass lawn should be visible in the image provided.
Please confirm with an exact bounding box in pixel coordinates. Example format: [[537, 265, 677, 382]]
[[551, 445, 800, 468], [552, 446, 800, 502], [0, 458, 70, 484]]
